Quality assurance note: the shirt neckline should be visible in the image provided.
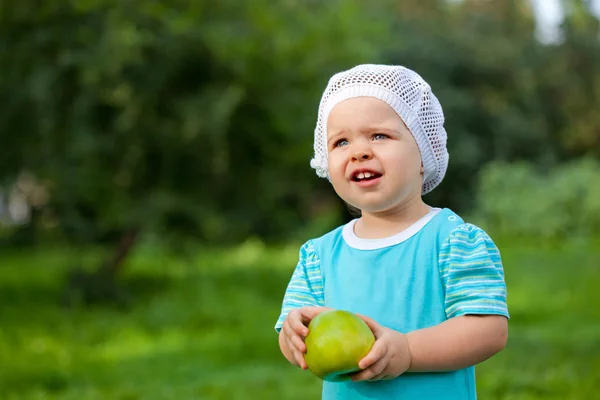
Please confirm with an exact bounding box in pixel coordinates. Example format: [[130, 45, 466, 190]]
[[342, 207, 442, 250]]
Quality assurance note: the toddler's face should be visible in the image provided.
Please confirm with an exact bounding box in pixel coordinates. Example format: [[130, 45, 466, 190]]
[[326, 97, 423, 214]]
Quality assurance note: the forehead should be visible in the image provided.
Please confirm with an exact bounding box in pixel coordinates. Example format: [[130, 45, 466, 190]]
[[326, 97, 403, 134]]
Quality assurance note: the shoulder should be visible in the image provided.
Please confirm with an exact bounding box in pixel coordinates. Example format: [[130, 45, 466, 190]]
[[429, 207, 495, 245], [312, 223, 346, 242], [304, 222, 347, 254], [438, 222, 508, 319], [420, 208, 466, 246], [439, 222, 502, 267], [292, 224, 346, 270], [443, 222, 498, 249]]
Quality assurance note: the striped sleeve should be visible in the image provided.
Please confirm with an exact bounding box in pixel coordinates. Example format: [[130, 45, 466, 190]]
[[274, 240, 325, 332], [439, 224, 509, 319]]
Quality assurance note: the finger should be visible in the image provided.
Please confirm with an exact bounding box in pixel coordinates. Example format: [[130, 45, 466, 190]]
[[288, 340, 304, 368], [297, 350, 307, 370], [286, 336, 307, 369], [351, 356, 388, 382], [283, 312, 307, 338], [299, 306, 332, 324], [358, 340, 388, 370], [282, 322, 307, 353], [291, 331, 307, 353], [368, 365, 393, 381], [355, 313, 385, 338], [282, 319, 297, 340], [370, 374, 391, 381], [287, 310, 310, 336]]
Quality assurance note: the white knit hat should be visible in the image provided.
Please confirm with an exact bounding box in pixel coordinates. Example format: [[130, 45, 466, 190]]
[[309, 64, 449, 195]]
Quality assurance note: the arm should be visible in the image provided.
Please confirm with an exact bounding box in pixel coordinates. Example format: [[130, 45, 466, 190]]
[[352, 313, 507, 380], [414, 223, 509, 371], [406, 314, 508, 372], [352, 224, 509, 381], [274, 241, 325, 367]]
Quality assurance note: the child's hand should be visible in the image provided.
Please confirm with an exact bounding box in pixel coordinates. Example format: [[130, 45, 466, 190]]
[[351, 314, 412, 381], [281, 306, 331, 369]]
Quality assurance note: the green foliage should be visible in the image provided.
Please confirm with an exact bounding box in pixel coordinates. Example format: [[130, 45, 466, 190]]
[[473, 158, 600, 241], [0, 0, 387, 244], [381, 0, 600, 210], [0, 241, 599, 399], [1, 0, 600, 245]]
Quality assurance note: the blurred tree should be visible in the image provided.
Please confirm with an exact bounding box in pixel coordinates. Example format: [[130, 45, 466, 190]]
[[0, 0, 386, 303], [549, 0, 600, 157], [1, 0, 599, 304], [383, 0, 599, 209]]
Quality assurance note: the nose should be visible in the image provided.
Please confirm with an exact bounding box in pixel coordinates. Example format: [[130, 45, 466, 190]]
[[351, 142, 373, 162]]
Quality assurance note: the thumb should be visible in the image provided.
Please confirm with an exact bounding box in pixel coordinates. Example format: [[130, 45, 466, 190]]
[[356, 313, 385, 338], [300, 306, 332, 323], [358, 338, 388, 370]]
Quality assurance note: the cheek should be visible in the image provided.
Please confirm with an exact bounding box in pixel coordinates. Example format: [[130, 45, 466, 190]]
[[327, 152, 346, 176], [384, 147, 421, 176]]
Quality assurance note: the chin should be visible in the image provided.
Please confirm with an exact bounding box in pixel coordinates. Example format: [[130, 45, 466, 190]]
[[360, 206, 391, 214], [353, 195, 414, 214], [350, 202, 390, 214]]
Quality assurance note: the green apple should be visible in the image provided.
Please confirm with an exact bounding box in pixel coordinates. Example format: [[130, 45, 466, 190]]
[[304, 309, 375, 382]]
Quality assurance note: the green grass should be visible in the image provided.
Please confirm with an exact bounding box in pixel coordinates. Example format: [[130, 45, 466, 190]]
[[0, 238, 599, 399]]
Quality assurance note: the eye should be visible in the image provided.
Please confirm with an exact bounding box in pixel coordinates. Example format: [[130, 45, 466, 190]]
[[373, 133, 388, 141], [335, 138, 349, 147]]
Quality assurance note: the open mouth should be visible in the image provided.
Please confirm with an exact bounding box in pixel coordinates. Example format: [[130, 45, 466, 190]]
[[351, 171, 382, 182]]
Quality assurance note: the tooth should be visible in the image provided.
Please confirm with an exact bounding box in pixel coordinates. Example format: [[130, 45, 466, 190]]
[[364, 172, 371, 178], [357, 173, 365, 179]]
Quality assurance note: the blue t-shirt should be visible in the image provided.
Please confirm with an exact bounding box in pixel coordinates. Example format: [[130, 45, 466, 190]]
[[275, 208, 509, 400]]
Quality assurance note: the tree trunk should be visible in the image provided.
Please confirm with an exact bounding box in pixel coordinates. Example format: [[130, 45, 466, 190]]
[[62, 227, 140, 308], [97, 227, 140, 279]]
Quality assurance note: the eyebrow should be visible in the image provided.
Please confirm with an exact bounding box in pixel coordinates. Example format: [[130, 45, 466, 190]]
[[328, 127, 400, 141], [362, 127, 401, 136], [327, 130, 348, 145]]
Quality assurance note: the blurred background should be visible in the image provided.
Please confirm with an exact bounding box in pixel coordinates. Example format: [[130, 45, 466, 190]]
[[1, 0, 599, 398]]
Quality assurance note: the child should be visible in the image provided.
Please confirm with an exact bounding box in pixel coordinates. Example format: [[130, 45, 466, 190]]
[[274, 64, 509, 399]]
